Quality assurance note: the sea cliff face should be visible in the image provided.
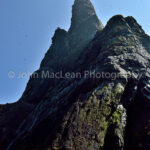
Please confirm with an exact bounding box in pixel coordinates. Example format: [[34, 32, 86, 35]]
[[0, 0, 150, 150]]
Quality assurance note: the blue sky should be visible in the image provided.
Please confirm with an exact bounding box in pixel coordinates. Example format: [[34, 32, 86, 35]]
[[0, 0, 150, 104]]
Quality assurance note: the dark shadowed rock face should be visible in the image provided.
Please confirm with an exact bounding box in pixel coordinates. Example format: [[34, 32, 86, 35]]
[[20, 0, 103, 104], [0, 0, 150, 150]]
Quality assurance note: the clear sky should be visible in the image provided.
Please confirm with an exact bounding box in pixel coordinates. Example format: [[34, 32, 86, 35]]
[[0, 0, 150, 104]]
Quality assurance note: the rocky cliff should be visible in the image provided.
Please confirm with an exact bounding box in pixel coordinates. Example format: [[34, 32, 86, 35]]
[[1, 0, 150, 150]]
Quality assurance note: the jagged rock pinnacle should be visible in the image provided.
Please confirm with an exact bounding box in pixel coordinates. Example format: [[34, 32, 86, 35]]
[[67, 0, 103, 55], [1, 1, 150, 148], [69, 0, 103, 33]]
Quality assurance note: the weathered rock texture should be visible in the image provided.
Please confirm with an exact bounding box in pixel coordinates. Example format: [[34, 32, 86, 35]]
[[0, 0, 150, 150]]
